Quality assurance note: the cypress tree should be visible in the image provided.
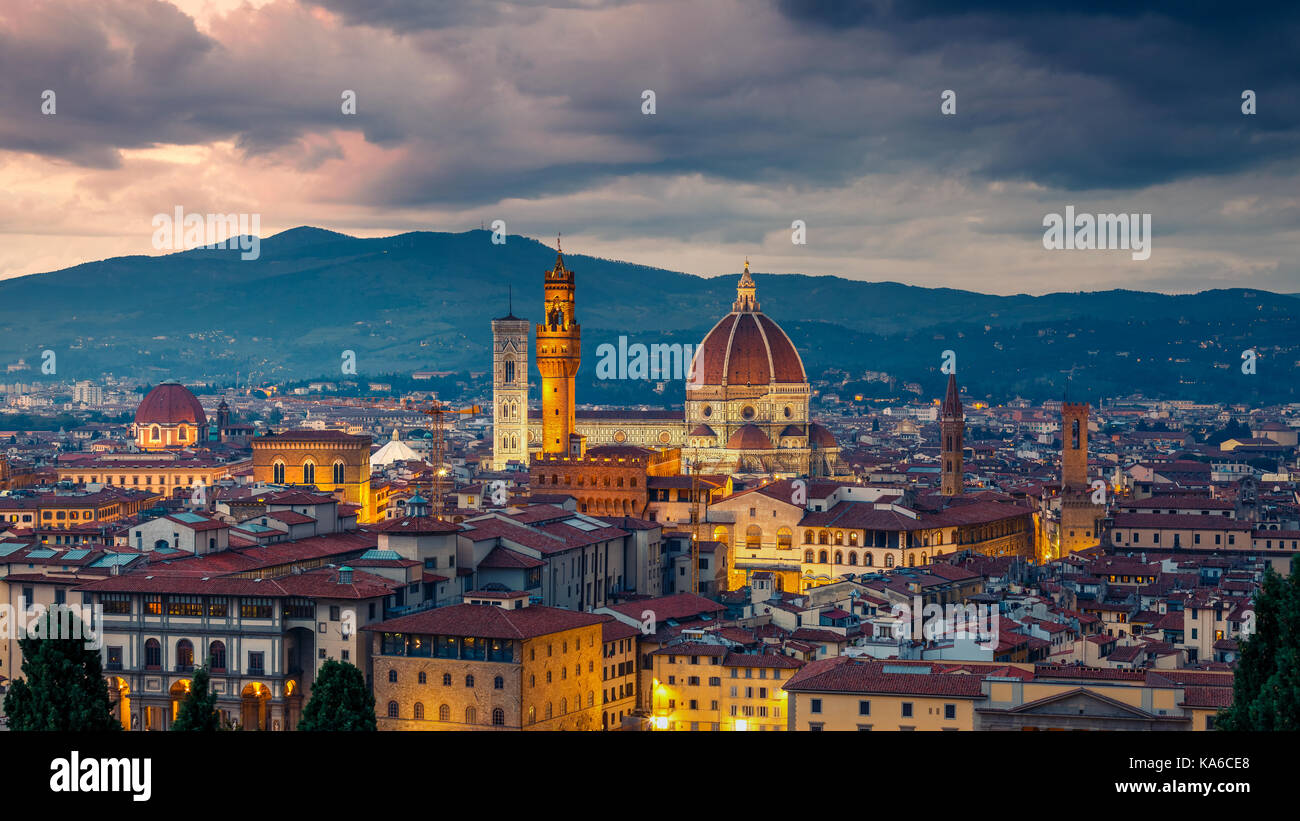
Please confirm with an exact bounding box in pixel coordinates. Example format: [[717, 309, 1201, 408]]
[[3, 609, 119, 731], [1218, 557, 1300, 730], [297, 659, 376, 731]]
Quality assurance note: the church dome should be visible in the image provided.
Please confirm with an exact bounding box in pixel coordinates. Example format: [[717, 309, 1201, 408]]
[[808, 423, 837, 448], [689, 424, 717, 438], [727, 424, 773, 450], [690, 263, 806, 387], [135, 383, 206, 427]]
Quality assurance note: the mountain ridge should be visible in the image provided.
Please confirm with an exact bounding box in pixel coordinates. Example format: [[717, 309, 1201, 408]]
[[1, 227, 1295, 404]]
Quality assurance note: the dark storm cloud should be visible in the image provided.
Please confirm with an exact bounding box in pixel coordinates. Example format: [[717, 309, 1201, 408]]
[[2, 0, 1299, 206], [774, 0, 1300, 189]]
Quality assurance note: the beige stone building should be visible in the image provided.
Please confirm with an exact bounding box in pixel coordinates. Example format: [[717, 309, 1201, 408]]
[[368, 597, 607, 730]]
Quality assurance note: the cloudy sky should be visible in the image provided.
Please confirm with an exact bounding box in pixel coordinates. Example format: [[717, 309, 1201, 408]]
[[1, 0, 1298, 293]]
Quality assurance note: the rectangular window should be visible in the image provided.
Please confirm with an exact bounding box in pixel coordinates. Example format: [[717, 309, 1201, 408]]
[[208, 599, 228, 618], [859, 700, 871, 716], [282, 598, 314, 619], [166, 595, 204, 617], [248, 651, 265, 675], [902, 702, 913, 718], [102, 594, 131, 615], [144, 595, 163, 616], [945, 704, 956, 720], [240, 598, 273, 619], [106, 646, 123, 671], [810, 698, 822, 714]]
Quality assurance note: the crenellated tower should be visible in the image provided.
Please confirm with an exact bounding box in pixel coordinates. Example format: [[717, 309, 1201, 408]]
[[536, 240, 580, 456], [1058, 401, 1101, 554], [940, 372, 964, 496]]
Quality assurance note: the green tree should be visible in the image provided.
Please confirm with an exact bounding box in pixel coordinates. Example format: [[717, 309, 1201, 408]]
[[1217, 557, 1300, 730], [171, 664, 220, 731], [297, 659, 376, 731], [3, 609, 119, 731]]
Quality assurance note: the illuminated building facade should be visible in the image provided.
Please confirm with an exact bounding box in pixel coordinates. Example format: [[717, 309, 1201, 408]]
[[251, 430, 380, 522]]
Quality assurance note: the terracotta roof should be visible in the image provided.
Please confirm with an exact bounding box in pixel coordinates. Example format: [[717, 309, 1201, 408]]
[[134, 383, 206, 426], [366, 602, 607, 639], [783, 656, 987, 697], [368, 516, 461, 534], [477, 545, 545, 569]]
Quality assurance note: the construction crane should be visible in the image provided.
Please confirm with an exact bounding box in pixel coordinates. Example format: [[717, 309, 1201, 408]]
[[269, 394, 479, 519], [685, 453, 703, 595], [420, 401, 481, 519]]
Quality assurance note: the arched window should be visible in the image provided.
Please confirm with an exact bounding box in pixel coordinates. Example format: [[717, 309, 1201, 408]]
[[151, 426, 161, 441], [176, 639, 194, 671], [864, 552, 874, 566], [746, 526, 762, 550], [465, 674, 475, 687], [332, 461, 345, 484], [302, 461, 315, 485], [504, 356, 516, 384], [818, 550, 828, 564], [465, 707, 476, 725], [835, 531, 843, 545], [494, 676, 504, 690], [442, 673, 452, 686], [804, 549, 814, 562], [418, 671, 427, 684], [849, 532, 859, 546], [493, 708, 505, 726], [818, 531, 828, 545], [834, 550, 843, 564], [777, 527, 792, 550], [413, 702, 425, 720], [439, 704, 450, 721], [545, 702, 553, 719], [588, 691, 595, 707], [560, 697, 567, 714], [388, 669, 397, 683], [848, 551, 858, 566], [804, 529, 814, 544], [921, 552, 928, 564], [272, 461, 285, 484], [908, 554, 916, 567], [528, 705, 536, 724], [387, 701, 398, 718], [145, 638, 161, 669], [885, 554, 895, 567], [208, 640, 226, 671]]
